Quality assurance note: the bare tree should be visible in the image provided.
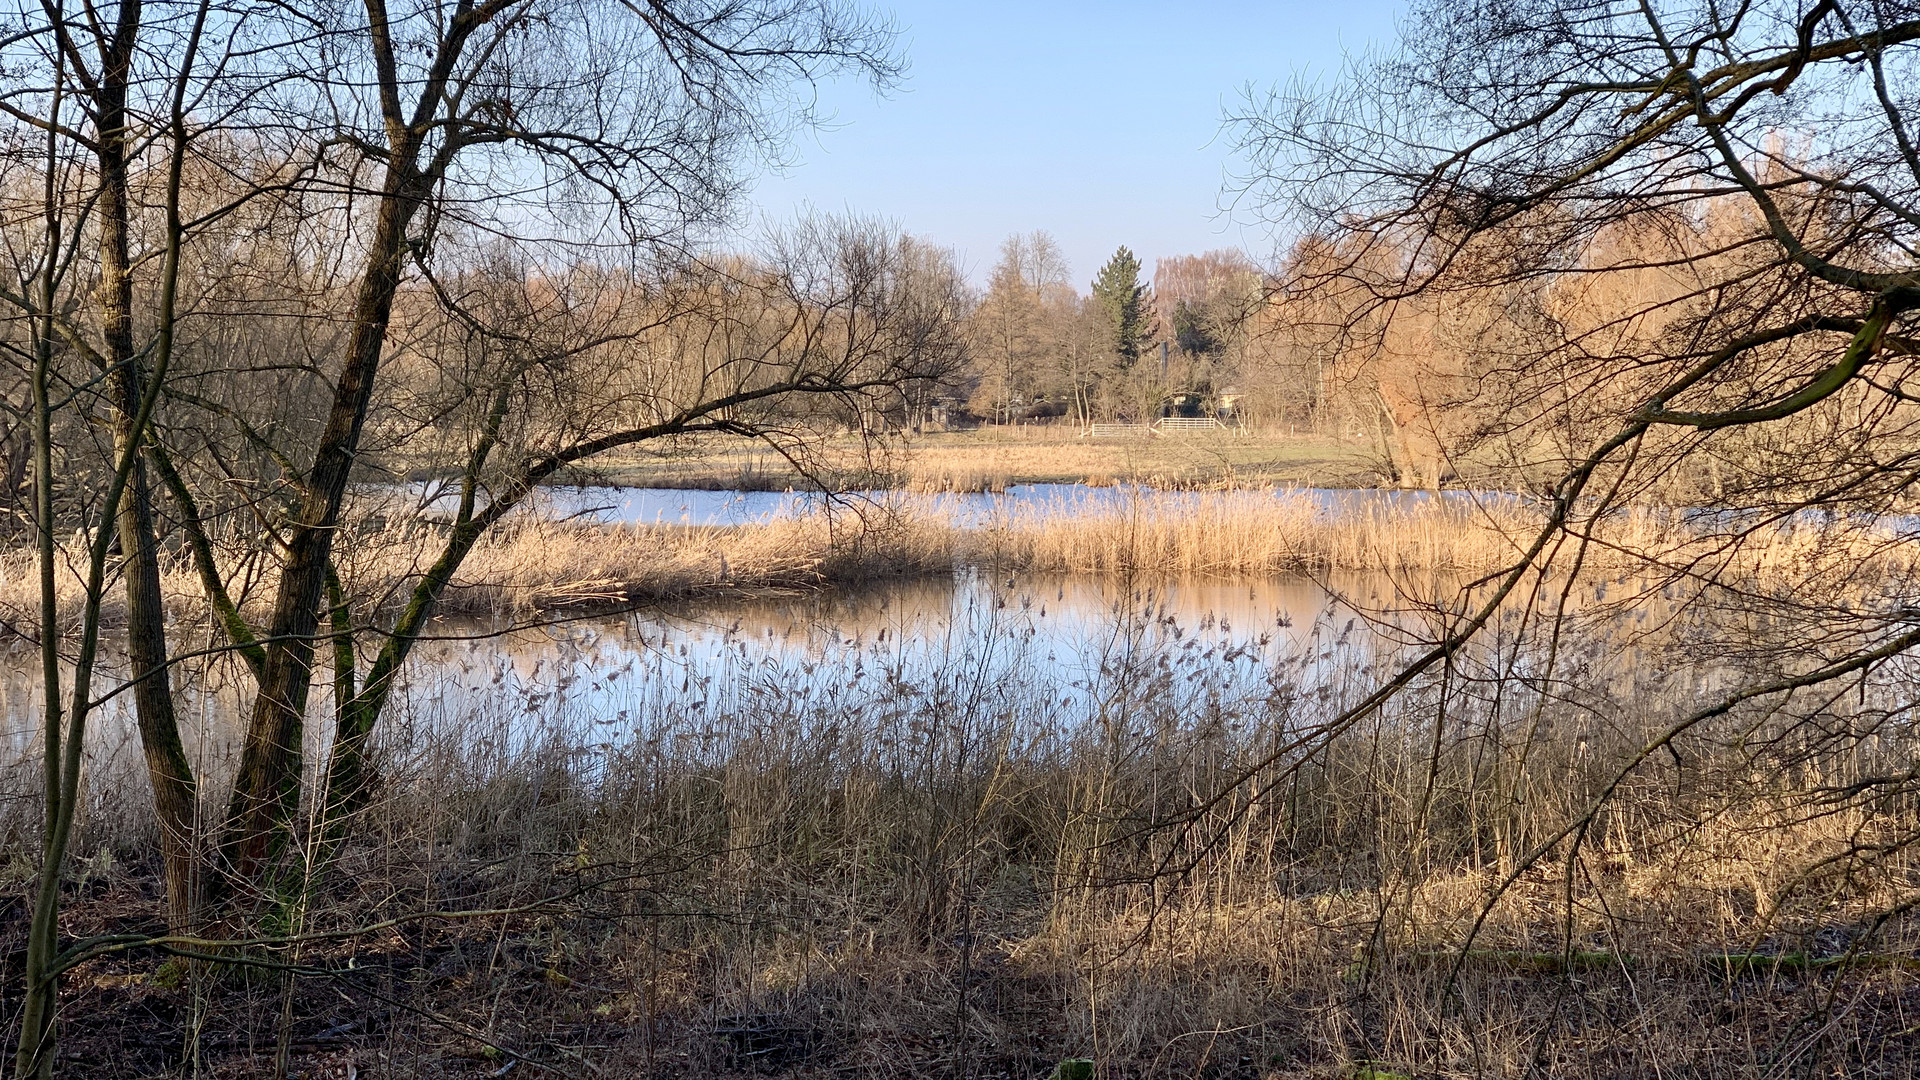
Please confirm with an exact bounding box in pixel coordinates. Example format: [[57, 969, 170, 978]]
[[91, 0, 910, 884], [0, 1, 914, 1071], [307, 216, 969, 830], [968, 231, 1073, 423], [0, 0, 229, 1068], [1220, 0, 1920, 1020]]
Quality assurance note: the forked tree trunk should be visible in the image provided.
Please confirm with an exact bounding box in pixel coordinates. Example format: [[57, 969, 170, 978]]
[[219, 154, 429, 882], [216, 0, 509, 884]]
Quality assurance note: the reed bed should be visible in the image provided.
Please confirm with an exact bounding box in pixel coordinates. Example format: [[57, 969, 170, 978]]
[[5, 487, 1915, 633], [980, 490, 1525, 574], [376, 512, 958, 616], [424, 488, 1920, 599], [0, 510, 959, 628], [907, 463, 1013, 493], [18, 588, 1920, 1077]]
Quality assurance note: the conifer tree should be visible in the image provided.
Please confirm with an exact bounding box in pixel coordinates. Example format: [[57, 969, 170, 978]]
[[1090, 246, 1151, 368]]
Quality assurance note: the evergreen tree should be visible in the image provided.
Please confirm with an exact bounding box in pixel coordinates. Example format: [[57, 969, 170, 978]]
[[1090, 245, 1151, 368], [1171, 298, 1223, 358]]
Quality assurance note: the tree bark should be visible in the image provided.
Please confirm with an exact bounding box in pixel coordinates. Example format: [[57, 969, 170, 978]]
[[94, 0, 202, 932], [219, 152, 428, 882], [217, 0, 511, 881]]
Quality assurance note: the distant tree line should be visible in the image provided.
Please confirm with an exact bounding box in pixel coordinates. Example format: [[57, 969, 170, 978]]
[[948, 233, 1437, 442], [955, 237, 1258, 426]]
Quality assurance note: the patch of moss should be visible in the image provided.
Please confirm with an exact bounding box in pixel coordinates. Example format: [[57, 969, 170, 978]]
[[1049, 1059, 1094, 1080]]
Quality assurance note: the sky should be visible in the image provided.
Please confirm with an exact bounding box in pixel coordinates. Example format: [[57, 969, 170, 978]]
[[742, 0, 1406, 287]]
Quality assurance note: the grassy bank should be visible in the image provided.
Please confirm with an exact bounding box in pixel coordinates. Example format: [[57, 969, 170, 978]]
[[15, 600, 1919, 1078], [538, 426, 1384, 491]]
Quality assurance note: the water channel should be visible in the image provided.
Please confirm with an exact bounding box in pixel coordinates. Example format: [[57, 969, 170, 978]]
[[408, 481, 1494, 528]]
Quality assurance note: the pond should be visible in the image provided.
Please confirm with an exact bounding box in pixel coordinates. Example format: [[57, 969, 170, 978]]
[[0, 479, 1827, 820]]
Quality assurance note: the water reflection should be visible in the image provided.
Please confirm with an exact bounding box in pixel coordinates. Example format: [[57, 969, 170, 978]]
[[2, 571, 1454, 797], [399, 572, 1357, 730]]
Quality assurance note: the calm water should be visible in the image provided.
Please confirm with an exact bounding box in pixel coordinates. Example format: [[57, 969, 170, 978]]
[[0, 482, 1777, 807], [405, 482, 1497, 528], [0, 570, 1490, 795]]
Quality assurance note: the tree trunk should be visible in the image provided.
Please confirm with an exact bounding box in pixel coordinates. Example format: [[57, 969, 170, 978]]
[[95, 0, 202, 933], [219, 156, 427, 883], [109, 368, 201, 929], [15, 224, 66, 1080]]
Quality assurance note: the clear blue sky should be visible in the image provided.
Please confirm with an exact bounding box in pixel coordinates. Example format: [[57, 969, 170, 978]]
[[744, 0, 1405, 286]]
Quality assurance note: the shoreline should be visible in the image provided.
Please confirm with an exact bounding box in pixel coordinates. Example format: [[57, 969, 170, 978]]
[[3, 485, 1897, 634]]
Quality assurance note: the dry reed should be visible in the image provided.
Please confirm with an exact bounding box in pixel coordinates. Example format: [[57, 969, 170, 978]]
[[15, 579, 1919, 1077], [554, 428, 1380, 491], [6, 487, 1912, 633]]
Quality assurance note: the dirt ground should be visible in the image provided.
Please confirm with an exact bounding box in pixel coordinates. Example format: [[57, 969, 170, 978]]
[[13, 860, 1920, 1080]]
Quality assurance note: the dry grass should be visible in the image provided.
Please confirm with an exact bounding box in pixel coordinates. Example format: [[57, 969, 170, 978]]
[[899, 428, 1382, 490], [981, 490, 1524, 574], [5, 487, 1913, 1077], [20, 594, 1920, 1077], [8, 487, 1915, 633], [352, 512, 958, 617], [0, 511, 958, 627], [544, 427, 1382, 490]]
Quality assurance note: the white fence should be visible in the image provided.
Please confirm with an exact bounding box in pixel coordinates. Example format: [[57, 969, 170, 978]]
[[1080, 417, 1233, 438], [1154, 417, 1225, 433]]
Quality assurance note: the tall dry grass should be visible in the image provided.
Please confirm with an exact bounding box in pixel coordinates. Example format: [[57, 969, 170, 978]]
[[980, 489, 1524, 574], [559, 426, 1379, 490], [0, 510, 958, 628], [17, 579, 1920, 1077], [6, 487, 1912, 633], [354, 512, 957, 616], [974, 488, 1920, 581]]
